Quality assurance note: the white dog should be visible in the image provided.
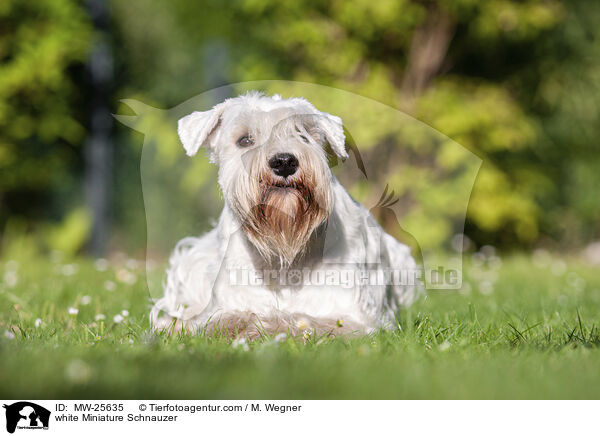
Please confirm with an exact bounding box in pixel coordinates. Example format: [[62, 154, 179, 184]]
[[150, 92, 421, 338]]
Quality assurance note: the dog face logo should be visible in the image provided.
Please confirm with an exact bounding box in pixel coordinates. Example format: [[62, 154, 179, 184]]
[[2, 402, 50, 434]]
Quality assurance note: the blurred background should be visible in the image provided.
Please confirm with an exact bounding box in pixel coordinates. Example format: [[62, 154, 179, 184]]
[[1, 0, 599, 264]]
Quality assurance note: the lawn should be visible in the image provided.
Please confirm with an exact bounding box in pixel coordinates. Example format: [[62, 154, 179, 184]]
[[1, 250, 599, 399]]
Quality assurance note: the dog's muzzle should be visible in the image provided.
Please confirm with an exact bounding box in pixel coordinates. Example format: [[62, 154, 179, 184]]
[[268, 153, 298, 178]]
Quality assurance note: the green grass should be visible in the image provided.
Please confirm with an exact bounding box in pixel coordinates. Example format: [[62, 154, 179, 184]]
[[1, 252, 599, 399]]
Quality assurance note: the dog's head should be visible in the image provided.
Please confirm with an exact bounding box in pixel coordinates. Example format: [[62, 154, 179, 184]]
[[177, 92, 347, 265]]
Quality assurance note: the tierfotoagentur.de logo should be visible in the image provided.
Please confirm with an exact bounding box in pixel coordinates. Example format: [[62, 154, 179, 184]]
[[2, 402, 51, 434]]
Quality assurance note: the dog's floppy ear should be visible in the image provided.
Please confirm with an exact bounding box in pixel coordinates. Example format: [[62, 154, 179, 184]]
[[317, 112, 348, 160], [178, 104, 225, 157]]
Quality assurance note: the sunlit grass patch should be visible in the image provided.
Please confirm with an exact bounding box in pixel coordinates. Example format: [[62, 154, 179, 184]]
[[1, 252, 599, 399]]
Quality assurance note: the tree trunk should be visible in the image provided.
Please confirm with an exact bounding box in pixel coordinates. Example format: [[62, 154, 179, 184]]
[[401, 5, 455, 108], [84, 0, 113, 256]]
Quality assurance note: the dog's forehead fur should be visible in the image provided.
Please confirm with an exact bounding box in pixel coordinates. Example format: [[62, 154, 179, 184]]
[[178, 91, 348, 160], [223, 92, 316, 115], [218, 94, 320, 139]]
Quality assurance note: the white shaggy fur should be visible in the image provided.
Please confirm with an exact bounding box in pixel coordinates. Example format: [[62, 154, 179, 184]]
[[150, 92, 422, 337]]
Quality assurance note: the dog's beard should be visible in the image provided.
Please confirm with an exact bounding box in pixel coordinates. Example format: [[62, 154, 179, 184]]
[[239, 173, 329, 266]]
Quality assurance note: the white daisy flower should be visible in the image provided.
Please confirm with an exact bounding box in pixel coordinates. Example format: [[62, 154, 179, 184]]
[[4, 270, 18, 288], [61, 264, 78, 276], [232, 338, 249, 351], [94, 258, 109, 272], [116, 269, 137, 285], [125, 259, 139, 270], [65, 359, 91, 384]]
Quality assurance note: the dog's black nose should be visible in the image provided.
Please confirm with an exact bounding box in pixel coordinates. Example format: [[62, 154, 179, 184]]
[[269, 153, 298, 178]]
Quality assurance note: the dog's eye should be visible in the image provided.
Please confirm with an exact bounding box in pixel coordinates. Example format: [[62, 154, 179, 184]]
[[295, 127, 310, 144], [237, 135, 254, 147]]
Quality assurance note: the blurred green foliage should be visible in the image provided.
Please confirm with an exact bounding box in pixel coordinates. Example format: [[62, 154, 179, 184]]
[[1, 0, 599, 256], [0, 0, 91, 254]]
